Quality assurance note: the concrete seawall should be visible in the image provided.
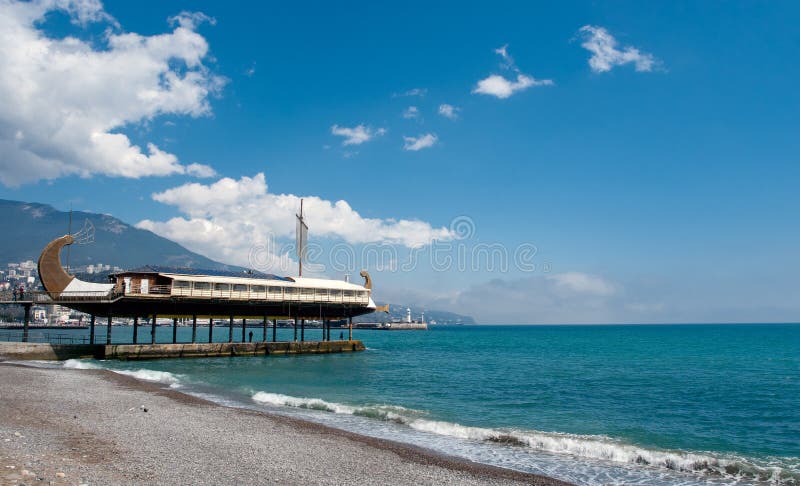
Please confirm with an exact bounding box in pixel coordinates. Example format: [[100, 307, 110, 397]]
[[0, 340, 365, 361]]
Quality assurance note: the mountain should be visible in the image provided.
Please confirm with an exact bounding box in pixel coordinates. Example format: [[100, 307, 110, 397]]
[[0, 199, 236, 271]]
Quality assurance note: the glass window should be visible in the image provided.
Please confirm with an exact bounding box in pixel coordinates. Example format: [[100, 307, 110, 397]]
[[233, 284, 248, 292], [284, 287, 296, 294], [193, 282, 211, 290], [251, 285, 266, 293], [330, 289, 342, 298], [173, 280, 191, 289], [344, 290, 354, 297], [214, 283, 230, 291]]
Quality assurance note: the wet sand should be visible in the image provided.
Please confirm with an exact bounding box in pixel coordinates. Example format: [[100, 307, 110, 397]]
[[0, 363, 569, 485]]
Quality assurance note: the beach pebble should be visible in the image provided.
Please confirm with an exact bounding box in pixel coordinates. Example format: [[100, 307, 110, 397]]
[[56, 471, 66, 478], [21, 469, 29, 476], [13, 432, 22, 437]]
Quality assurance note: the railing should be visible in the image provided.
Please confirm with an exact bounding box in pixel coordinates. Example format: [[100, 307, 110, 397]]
[[0, 330, 93, 345], [0, 290, 121, 303], [124, 284, 171, 296]]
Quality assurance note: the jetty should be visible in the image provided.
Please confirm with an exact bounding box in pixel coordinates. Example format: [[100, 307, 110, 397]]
[[0, 206, 382, 361]]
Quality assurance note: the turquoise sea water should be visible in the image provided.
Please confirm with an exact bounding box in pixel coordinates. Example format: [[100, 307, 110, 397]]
[[59, 324, 799, 485]]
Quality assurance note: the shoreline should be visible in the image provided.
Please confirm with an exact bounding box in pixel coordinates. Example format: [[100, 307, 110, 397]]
[[0, 362, 569, 485]]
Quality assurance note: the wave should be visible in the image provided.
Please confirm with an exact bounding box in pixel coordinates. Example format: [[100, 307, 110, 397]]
[[62, 359, 183, 387], [114, 369, 183, 386], [252, 390, 798, 484], [63, 359, 102, 369]]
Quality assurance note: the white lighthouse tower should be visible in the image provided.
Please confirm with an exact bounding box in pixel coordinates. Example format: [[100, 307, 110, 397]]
[[405, 307, 412, 323]]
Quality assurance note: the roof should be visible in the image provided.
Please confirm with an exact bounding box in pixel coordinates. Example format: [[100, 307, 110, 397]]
[[158, 274, 367, 291], [116, 265, 294, 282]]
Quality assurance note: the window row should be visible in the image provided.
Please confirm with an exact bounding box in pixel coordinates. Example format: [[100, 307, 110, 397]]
[[171, 280, 367, 299]]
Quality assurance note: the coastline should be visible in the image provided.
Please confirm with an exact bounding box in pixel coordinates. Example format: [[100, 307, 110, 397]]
[[0, 363, 569, 485]]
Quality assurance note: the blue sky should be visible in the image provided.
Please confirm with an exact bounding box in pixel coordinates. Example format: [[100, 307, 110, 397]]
[[1, 0, 798, 323]]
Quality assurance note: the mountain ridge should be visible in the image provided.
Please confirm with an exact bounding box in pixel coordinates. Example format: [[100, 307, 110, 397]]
[[0, 199, 236, 271]]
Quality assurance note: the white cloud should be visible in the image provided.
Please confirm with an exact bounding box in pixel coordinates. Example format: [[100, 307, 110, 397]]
[[137, 173, 455, 268], [0, 0, 226, 186], [547, 272, 616, 296], [438, 104, 459, 119], [414, 272, 620, 324], [394, 88, 427, 98], [473, 74, 552, 99], [330, 124, 386, 146], [579, 25, 658, 73], [403, 133, 438, 151], [402, 106, 419, 119], [185, 163, 217, 178], [473, 45, 553, 99]]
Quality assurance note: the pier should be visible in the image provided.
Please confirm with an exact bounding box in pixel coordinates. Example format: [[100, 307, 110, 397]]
[[0, 340, 364, 361], [0, 290, 364, 361]]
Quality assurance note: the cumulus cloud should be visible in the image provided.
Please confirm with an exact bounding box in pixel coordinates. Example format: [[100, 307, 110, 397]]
[[579, 25, 658, 73], [473, 74, 552, 99], [473, 45, 553, 99], [137, 173, 455, 267], [330, 124, 386, 146], [185, 163, 217, 178], [438, 104, 459, 120], [403, 133, 438, 151], [402, 106, 419, 119], [0, 0, 225, 186]]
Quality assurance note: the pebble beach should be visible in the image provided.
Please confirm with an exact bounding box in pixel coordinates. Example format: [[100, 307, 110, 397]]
[[0, 364, 567, 485]]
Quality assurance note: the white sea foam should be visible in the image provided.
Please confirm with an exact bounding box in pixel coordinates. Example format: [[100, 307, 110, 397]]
[[251, 390, 797, 483], [63, 359, 102, 369], [62, 360, 183, 387], [114, 369, 183, 386]]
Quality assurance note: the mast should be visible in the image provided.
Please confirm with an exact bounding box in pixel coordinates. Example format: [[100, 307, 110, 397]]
[[296, 199, 308, 277], [66, 205, 72, 273]]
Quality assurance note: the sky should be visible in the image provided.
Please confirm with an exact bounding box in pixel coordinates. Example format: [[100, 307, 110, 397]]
[[1, 0, 798, 323]]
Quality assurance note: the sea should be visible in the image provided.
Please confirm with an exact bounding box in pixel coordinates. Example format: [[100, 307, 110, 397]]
[[35, 324, 800, 485]]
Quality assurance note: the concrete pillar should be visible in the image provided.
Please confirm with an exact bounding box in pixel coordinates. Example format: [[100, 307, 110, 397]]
[[151, 313, 157, 344], [327, 320, 331, 342], [172, 318, 178, 343], [89, 315, 95, 344], [348, 317, 353, 341], [106, 314, 112, 344], [241, 318, 246, 342], [272, 318, 277, 342], [22, 303, 31, 343], [133, 316, 139, 344], [228, 315, 234, 343], [262, 316, 267, 342], [208, 317, 214, 343], [191, 315, 197, 343], [301, 319, 305, 342]]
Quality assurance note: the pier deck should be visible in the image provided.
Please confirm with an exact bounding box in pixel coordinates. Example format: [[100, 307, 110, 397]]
[[0, 340, 365, 361]]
